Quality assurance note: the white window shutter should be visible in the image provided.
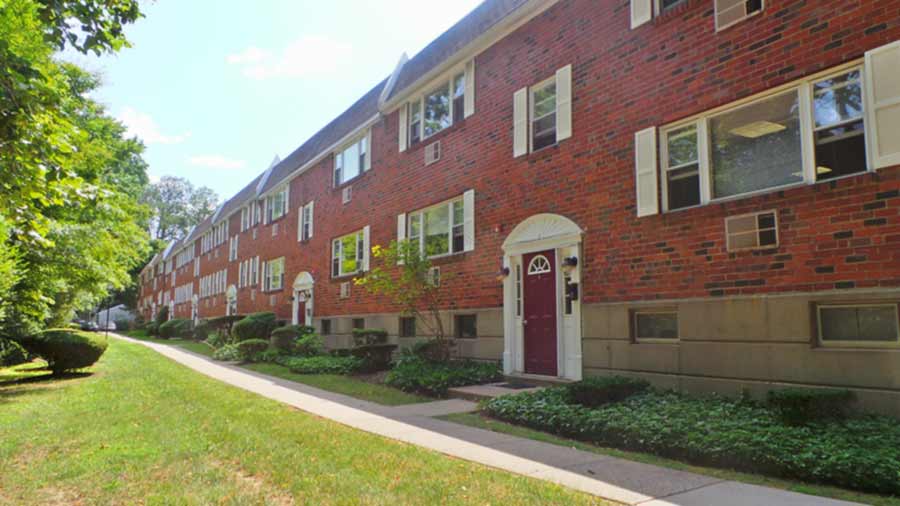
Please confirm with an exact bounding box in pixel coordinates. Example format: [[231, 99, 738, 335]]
[[631, 0, 652, 29], [297, 207, 303, 241], [284, 186, 290, 215], [464, 59, 476, 118], [555, 64, 573, 142], [513, 87, 528, 157], [634, 127, 659, 217], [396, 213, 407, 265], [463, 189, 475, 252], [865, 41, 900, 170], [362, 225, 371, 271], [398, 104, 408, 152], [364, 129, 373, 171], [308, 201, 314, 239]]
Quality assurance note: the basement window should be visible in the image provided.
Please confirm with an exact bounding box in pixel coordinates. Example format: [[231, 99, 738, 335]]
[[633, 311, 679, 341], [399, 317, 416, 338], [818, 304, 900, 347], [455, 314, 477, 339]]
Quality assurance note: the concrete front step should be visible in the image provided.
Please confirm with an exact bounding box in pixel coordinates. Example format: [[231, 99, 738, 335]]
[[448, 382, 544, 401]]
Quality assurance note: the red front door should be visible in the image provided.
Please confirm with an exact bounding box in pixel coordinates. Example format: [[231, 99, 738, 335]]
[[523, 249, 558, 376], [296, 300, 306, 326]]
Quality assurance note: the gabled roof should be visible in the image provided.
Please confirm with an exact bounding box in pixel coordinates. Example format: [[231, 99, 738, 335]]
[[384, 0, 532, 104], [161, 238, 182, 260], [257, 78, 387, 197], [216, 172, 265, 224]]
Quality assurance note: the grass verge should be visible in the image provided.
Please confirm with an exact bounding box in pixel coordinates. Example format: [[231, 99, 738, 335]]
[[441, 412, 900, 506], [122, 329, 215, 357], [241, 362, 430, 406], [0, 339, 612, 505]]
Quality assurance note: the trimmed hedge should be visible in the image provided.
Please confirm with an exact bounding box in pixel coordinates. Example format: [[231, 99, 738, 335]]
[[232, 312, 277, 341], [352, 328, 388, 346], [158, 318, 193, 339], [0, 338, 28, 366], [19, 329, 108, 374], [564, 376, 650, 408], [276, 355, 363, 375], [236, 339, 269, 361], [385, 356, 502, 397], [483, 388, 900, 495], [767, 388, 854, 426]]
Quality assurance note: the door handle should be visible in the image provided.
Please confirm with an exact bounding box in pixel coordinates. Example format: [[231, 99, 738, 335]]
[[523, 320, 528, 325]]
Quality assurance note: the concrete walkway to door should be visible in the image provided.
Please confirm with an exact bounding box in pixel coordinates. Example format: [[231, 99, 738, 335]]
[[115, 334, 860, 506]]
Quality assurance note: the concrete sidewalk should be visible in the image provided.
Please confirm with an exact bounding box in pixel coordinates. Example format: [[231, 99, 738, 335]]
[[116, 334, 861, 506]]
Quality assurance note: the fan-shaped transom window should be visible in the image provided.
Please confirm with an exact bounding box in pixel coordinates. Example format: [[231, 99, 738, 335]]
[[527, 255, 551, 275]]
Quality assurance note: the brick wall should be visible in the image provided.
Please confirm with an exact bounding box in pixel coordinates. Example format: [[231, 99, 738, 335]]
[[148, 0, 900, 321]]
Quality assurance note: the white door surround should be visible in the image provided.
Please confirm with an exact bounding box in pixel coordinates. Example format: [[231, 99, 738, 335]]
[[292, 271, 315, 326], [502, 213, 583, 381], [191, 294, 199, 323], [225, 285, 238, 316]]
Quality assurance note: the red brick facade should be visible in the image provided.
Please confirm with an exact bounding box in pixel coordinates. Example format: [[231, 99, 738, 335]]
[[139, 0, 900, 398]]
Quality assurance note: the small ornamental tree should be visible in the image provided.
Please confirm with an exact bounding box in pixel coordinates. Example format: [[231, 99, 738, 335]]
[[355, 240, 453, 362]]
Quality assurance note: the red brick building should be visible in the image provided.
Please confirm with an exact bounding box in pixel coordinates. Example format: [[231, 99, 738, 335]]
[[139, 0, 900, 414]]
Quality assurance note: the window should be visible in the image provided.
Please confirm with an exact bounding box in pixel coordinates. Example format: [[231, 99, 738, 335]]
[[266, 187, 288, 222], [352, 318, 365, 330], [725, 210, 778, 251], [321, 319, 332, 335], [399, 317, 416, 338], [408, 197, 464, 258], [455, 314, 477, 339], [634, 311, 679, 340], [715, 0, 763, 31], [658, 0, 686, 12], [406, 71, 466, 144], [530, 78, 557, 151], [662, 124, 701, 210], [332, 230, 365, 277], [657, 66, 869, 212], [818, 304, 899, 347], [334, 133, 369, 186], [813, 70, 867, 180], [299, 201, 314, 241], [228, 235, 239, 261], [264, 257, 284, 292]]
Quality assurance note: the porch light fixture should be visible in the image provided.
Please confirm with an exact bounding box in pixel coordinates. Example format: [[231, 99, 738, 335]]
[[561, 256, 578, 274], [496, 266, 510, 281]]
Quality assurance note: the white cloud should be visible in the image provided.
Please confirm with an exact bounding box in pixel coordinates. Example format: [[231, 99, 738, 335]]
[[188, 155, 247, 170], [118, 107, 191, 145], [226, 36, 352, 80]]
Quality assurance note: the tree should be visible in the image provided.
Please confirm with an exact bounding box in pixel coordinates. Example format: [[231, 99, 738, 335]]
[[141, 176, 218, 242], [355, 240, 454, 361]]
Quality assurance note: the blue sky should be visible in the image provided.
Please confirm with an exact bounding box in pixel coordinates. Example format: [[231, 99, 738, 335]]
[[68, 0, 482, 201]]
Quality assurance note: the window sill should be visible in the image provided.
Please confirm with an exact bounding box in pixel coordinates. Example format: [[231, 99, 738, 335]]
[[634, 338, 680, 345], [814, 343, 900, 351], [331, 272, 360, 281]]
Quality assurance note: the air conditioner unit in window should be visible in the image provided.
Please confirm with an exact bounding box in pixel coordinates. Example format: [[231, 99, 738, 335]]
[[272, 223, 279, 236], [342, 186, 352, 204], [340, 282, 351, 299], [427, 266, 441, 287], [424, 141, 442, 165]]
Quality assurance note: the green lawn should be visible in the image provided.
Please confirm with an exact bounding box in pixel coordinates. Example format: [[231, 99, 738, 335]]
[[122, 329, 215, 357], [242, 362, 429, 406], [442, 412, 900, 506], [0, 339, 610, 505]]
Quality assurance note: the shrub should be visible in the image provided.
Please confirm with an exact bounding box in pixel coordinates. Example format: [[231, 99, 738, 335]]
[[352, 328, 388, 346], [768, 388, 854, 426], [205, 332, 226, 349], [19, 329, 108, 374], [146, 321, 159, 336], [270, 325, 301, 352], [276, 355, 363, 375], [158, 318, 193, 339], [114, 319, 132, 331], [351, 343, 397, 372], [564, 376, 650, 408], [236, 339, 270, 362], [409, 339, 456, 362], [207, 314, 244, 337], [155, 306, 169, 327], [483, 388, 900, 496], [0, 338, 28, 367], [385, 356, 502, 397], [255, 349, 283, 363], [192, 320, 210, 341], [232, 312, 277, 341], [212, 344, 241, 362]]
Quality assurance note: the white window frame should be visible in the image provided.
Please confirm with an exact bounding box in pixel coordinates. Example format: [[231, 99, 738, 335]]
[[816, 303, 900, 349], [405, 67, 467, 144], [407, 196, 465, 260], [659, 62, 870, 212], [334, 132, 370, 187], [725, 210, 779, 252], [633, 309, 680, 343], [298, 201, 314, 242], [529, 76, 558, 152], [264, 257, 285, 292], [266, 186, 288, 222], [332, 230, 365, 278]]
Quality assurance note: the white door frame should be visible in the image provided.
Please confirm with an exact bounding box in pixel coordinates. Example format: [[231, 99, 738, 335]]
[[502, 214, 583, 380], [291, 272, 315, 326], [225, 285, 237, 316]]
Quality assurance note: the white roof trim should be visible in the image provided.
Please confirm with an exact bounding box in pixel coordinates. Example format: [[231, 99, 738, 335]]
[[378, 52, 409, 108], [255, 154, 282, 197]]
